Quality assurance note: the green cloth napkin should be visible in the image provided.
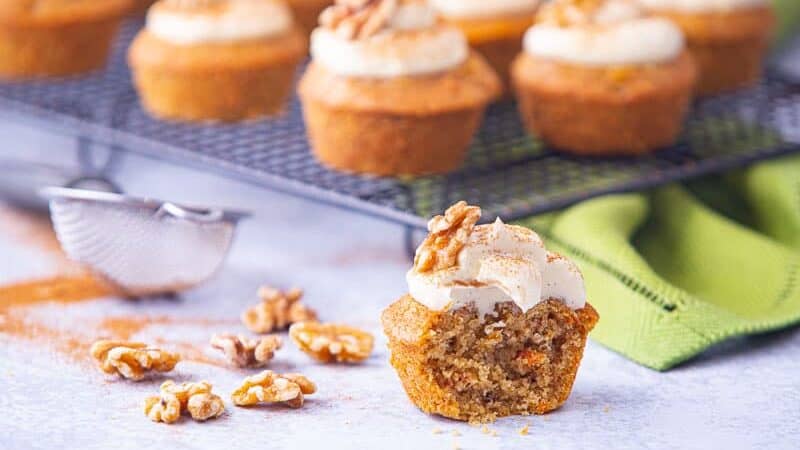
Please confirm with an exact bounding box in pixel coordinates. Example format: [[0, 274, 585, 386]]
[[516, 156, 800, 370]]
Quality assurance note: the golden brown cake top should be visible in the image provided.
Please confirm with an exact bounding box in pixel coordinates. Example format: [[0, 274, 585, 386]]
[[0, 0, 133, 23]]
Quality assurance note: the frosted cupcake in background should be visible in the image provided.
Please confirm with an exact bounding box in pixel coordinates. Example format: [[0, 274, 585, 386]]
[[640, 0, 775, 95], [511, 0, 696, 155], [128, 0, 307, 122], [430, 0, 541, 91], [298, 0, 501, 176], [0, 0, 133, 78]]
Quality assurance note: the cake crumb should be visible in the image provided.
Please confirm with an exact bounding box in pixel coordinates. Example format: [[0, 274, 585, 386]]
[[519, 424, 530, 436], [432, 427, 443, 435], [481, 425, 490, 434], [490, 430, 499, 437], [451, 430, 461, 437], [603, 405, 611, 413]]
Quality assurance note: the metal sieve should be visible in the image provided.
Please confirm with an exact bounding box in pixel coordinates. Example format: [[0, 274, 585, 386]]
[[40, 186, 249, 297]]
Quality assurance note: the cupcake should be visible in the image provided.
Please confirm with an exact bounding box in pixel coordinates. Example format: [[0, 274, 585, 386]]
[[511, 0, 696, 155], [0, 0, 133, 78], [430, 0, 540, 90], [382, 201, 598, 422], [128, 0, 307, 122], [287, 0, 332, 33], [640, 0, 775, 95], [298, 0, 501, 176]]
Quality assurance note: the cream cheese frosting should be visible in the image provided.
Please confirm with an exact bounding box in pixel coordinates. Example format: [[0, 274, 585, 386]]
[[311, 0, 469, 78], [430, 0, 540, 19], [639, 0, 767, 13], [147, 0, 293, 46], [407, 216, 586, 317], [523, 0, 684, 66]]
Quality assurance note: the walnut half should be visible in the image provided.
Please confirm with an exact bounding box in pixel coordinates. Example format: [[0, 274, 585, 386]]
[[241, 286, 318, 334], [90, 340, 180, 381], [144, 380, 225, 424], [413, 201, 481, 273], [319, 0, 398, 40], [289, 322, 374, 364], [210, 333, 282, 368], [231, 370, 317, 409]]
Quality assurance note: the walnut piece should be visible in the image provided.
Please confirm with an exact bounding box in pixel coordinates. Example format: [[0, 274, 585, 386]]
[[210, 333, 282, 368], [231, 370, 317, 408], [144, 380, 225, 424], [289, 321, 374, 363], [241, 286, 318, 334], [90, 340, 179, 381], [319, 0, 398, 40], [413, 201, 481, 273], [537, 0, 617, 27]]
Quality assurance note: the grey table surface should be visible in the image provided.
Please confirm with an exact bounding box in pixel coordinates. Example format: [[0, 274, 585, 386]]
[[0, 121, 798, 450]]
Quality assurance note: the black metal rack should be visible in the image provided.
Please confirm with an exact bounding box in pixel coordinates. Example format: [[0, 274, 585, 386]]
[[1, 21, 799, 229]]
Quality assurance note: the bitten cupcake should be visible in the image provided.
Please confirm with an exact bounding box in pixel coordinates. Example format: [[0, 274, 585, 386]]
[[0, 0, 133, 78], [640, 0, 775, 95], [511, 0, 696, 155], [287, 0, 332, 33], [128, 0, 307, 122], [430, 0, 540, 90], [382, 202, 598, 422], [298, 0, 501, 176]]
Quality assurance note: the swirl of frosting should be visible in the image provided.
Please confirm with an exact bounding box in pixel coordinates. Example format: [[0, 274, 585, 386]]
[[523, 0, 685, 66], [407, 204, 586, 317], [311, 0, 469, 77], [147, 0, 293, 45], [429, 0, 540, 20], [639, 0, 768, 14]]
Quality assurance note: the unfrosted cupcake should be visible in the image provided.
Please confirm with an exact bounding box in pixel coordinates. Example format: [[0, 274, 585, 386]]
[[640, 0, 775, 95], [286, 0, 332, 33], [511, 0, 696, 155], [430, 0, 540, 90], [298, 0, 501, 176], [382, 201, 598, 422], [0, 0, 133, 78], [128, 0, 307, 122]]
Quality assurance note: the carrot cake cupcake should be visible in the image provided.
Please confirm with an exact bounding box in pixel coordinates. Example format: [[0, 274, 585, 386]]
[[128, 0, 307, 122], [511, 0, 696, 155], [287, 0, 332, 34], [382, 201, 598, 422], [430, 0, 540, 90], [298, 0, 501, 176], [640, 0, 775, 95], [0, 0, 133, 78]]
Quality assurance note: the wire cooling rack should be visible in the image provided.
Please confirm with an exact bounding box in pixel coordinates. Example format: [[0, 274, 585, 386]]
[[1, 21, 800, 229]]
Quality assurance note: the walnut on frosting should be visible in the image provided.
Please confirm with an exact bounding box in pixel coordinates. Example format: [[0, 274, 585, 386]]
[[537, 0, 629, 27], [319, 0, 400, 40], [413, 201, 481, 273]]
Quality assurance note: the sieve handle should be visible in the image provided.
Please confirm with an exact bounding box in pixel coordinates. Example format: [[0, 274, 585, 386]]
[[155, 202, 224, 223]]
